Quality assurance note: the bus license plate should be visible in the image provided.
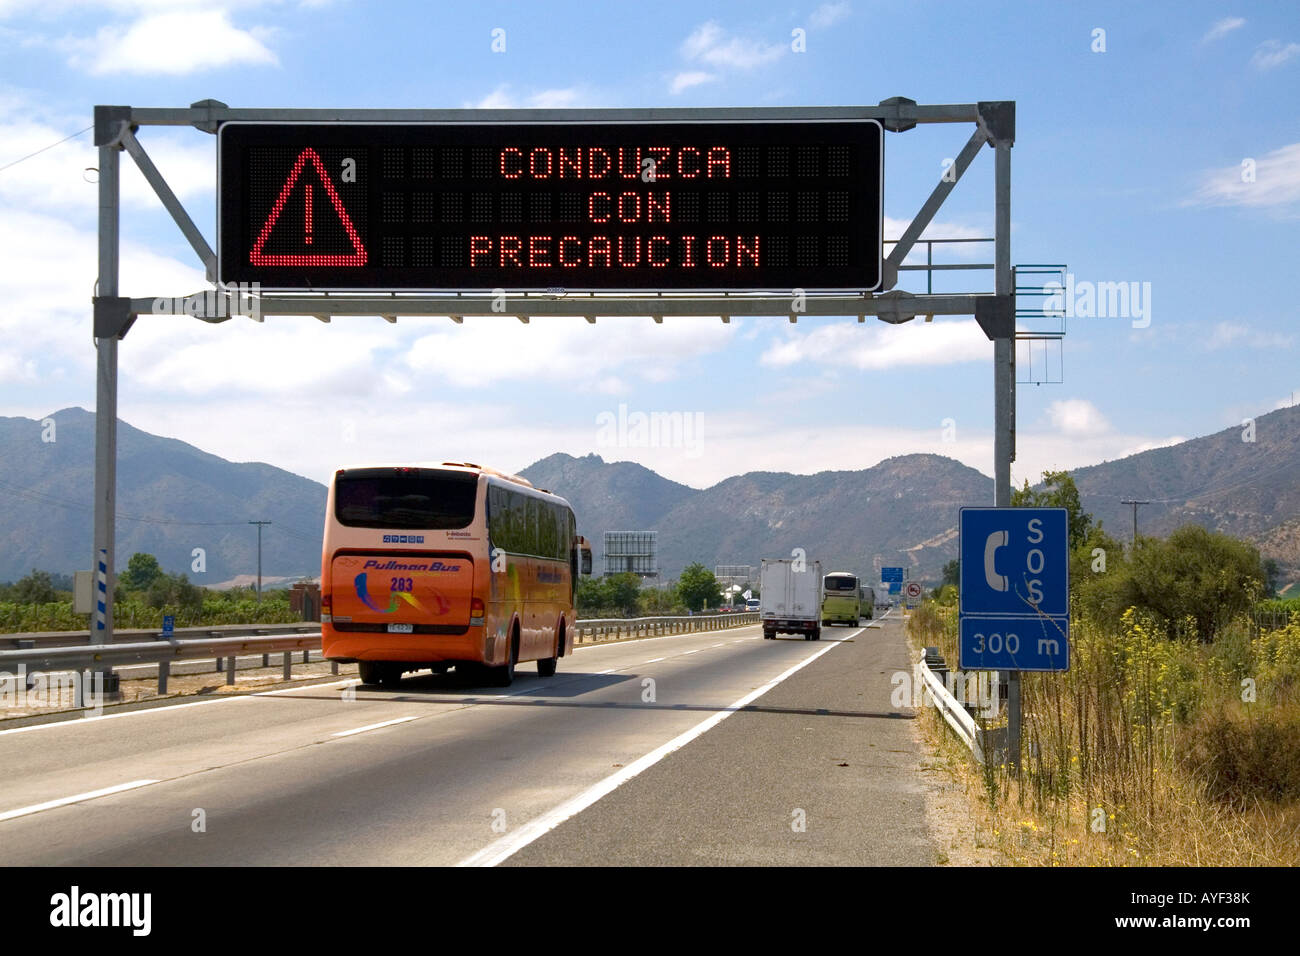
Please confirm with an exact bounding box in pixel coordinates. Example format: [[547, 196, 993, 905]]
[[387, 623, 414, 634]]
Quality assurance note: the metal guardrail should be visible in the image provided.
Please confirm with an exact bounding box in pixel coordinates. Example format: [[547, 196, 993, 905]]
[[574, 612, 759, 643], [3, 621, 320, 650], [0, 613, 761, 699], [917, 647, 986, 765]]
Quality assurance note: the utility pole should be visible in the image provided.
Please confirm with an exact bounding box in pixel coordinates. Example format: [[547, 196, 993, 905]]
[[249, 521, 272, 601], [1120, 499, 1148, 549]]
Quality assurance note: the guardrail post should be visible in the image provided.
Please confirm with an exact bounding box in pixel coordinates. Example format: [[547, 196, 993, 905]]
[[158, 659, 169, 694], [283, 651, 292, 680], [262, 653, 269, 667], [302, 649, 310, 664], [331, 661, 339, 675]]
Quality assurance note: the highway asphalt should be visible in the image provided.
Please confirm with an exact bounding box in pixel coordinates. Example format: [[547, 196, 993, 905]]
[[0, 610, 940, 865]]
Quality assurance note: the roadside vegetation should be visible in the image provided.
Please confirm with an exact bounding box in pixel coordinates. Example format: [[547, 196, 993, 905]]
[[0, 553, 302, 632], [5, 554, 752, 631], [909, 471, 1300, 866], [577, 562, 747, 617]]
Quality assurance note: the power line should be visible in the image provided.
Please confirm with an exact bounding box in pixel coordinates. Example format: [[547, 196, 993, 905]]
[[249, 521, 272, 602], [0, 124, 93, 174], [1120, 498, 1149, 548]]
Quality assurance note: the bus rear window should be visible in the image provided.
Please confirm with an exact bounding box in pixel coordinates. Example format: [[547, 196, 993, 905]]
[[334, 469, 478, 530], [824, 577, 858, 591]]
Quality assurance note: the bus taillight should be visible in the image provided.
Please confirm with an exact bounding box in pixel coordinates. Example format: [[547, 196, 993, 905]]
[[321, 591, 332, 623], [470, 597, 485, 626]]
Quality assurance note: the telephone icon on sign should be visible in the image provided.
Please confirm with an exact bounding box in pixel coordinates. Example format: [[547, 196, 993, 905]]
[[983, 530, 1009, 592]]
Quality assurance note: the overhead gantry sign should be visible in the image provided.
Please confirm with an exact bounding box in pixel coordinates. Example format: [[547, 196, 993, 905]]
[[217, 120, 883, 292], [87, 98, 1019, 653]]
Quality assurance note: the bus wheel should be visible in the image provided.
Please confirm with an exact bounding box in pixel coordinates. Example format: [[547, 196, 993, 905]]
[[538, 624, 561, 677], [378, 663, 404, 687], [358, 661, 382, 685], [492, 632, 518, 687]]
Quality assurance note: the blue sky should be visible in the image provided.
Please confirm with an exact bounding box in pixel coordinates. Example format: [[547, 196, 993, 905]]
[[0, 0, 1297, 490]]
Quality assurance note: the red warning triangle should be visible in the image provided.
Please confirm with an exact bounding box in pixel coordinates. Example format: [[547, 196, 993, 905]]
[[249, 147, 367, 267]]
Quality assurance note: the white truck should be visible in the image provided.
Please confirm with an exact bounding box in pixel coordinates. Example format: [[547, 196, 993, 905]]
[[760, 558, 823, 641]]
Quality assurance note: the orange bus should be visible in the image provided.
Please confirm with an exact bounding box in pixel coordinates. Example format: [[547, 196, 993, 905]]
[[321, 462, 592, 687]]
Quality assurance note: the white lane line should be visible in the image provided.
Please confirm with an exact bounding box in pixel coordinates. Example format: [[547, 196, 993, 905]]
[[644, 657, 666, 664], [331, 715, 419, 738], [0, 779, 159, 824], [457, 636, 845, 868], [681, 649, 700, 655], [711, 643, 725, 647]]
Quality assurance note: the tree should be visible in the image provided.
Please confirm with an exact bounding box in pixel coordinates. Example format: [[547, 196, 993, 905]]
[[1114, 525, 1264, 642], [575, 575, 606, 612], [122, 552, 164, 592], [604, 573, 642, 616], [677, 563, 722, 612], [941, 559, 960, 588], [1011, 470, 1093, 551], [1263, 558, 1281, 599], [638, 584, 684, 615], [14, 569, 56, 604], [146, 573, 203, 611]]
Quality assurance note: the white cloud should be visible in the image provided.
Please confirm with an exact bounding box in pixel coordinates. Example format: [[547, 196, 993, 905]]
[[1205, 320, 1295, 350], [466, 85, 589, 109], [40, 388, 1197, 494], [681, 20, 785, 71], [0, 117, 97, 212], [884, 216, 990, 264], [1251, 39, 1300, 69], [0, 353, 39, 385], [1045, 398, 1110, 438], [65, 10, 278, 75], [1119, 436, 1187, 457], [2, 1, 277, 13], [760, 319, 989, 371], [809, 2, 851, 29], [405, 316, 736, 389], [1202, 17, 1245, 44], [669, 71, 716, 94], [0, 207, 208, 403], [1186, 142, 1300, 211]]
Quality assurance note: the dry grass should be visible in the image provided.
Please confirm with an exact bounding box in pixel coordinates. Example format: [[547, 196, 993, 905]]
[[907, 602, 1300, 866]]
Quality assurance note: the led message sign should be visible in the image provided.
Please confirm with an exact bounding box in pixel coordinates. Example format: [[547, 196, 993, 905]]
[[217, 120, 883, 292]]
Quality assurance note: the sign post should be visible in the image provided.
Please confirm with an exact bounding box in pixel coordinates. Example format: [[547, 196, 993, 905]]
[[959, 507, 1070, 767]]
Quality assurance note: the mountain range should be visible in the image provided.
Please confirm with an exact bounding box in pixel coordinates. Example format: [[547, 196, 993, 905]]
[[1, 403, 1298, 590]]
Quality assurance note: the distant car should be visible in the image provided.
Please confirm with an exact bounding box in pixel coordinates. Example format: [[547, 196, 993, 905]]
[[745, 599, 761, 613]]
